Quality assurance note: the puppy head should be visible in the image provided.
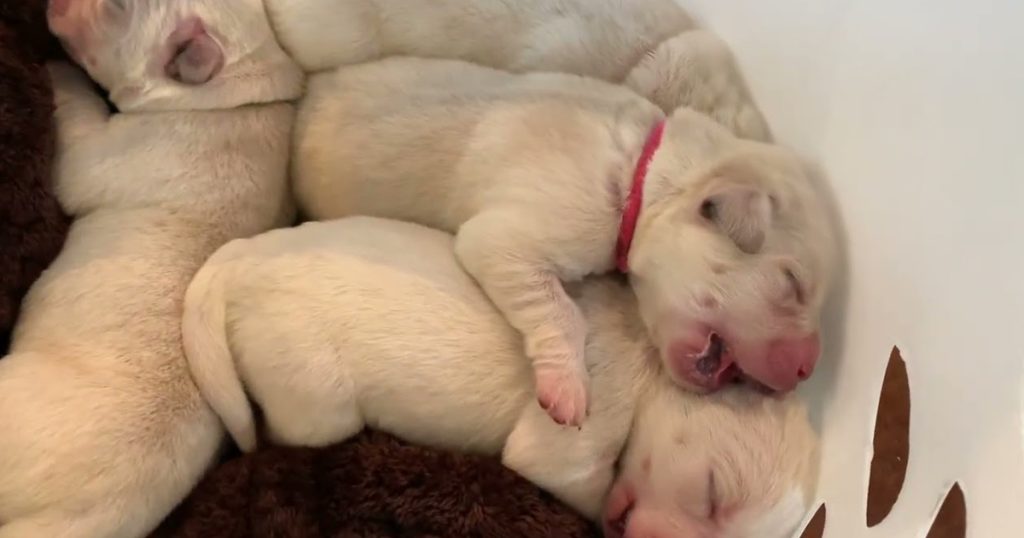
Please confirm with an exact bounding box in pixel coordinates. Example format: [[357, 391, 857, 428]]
[[626, 108, 837, 395], [603, 385, 818, 538], [47, 0, 303, 111]]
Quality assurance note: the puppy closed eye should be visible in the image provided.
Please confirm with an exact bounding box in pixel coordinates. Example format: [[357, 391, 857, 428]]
[[783, 267, 806, 305], [707, 470, 718, 519]]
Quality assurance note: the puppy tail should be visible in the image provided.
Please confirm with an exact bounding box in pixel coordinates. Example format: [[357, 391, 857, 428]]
[[182, 257, 258, 453]]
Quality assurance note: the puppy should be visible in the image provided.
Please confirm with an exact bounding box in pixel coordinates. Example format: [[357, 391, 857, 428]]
[[0, 1, 302, 537], [264, 0, 769, 139], [182, 216, 819, 536], [293, 58, 838, 426]]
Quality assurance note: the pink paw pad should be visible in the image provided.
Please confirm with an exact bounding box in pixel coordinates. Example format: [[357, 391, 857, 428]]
[[535, 369, 589, 427]]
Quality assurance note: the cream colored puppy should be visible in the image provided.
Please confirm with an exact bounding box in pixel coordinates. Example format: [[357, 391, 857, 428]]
[[294, 58, 838, 426], [182, 216, 819, 537], [265, 0, 769, 139], [0, 1, 302, 537]]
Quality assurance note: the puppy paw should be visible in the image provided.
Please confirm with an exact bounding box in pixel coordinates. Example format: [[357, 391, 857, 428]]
[[535, 362, 590, 427], [47, 62, 109, 120], [46, 62, 95, 103], [46, 62, 110, 147]]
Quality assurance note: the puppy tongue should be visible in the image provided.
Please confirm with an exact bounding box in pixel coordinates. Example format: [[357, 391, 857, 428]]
[[716, 363, 741, 385]]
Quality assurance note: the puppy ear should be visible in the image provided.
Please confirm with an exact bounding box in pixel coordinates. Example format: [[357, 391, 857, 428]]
[[700, 181, 773, 254], [666, 108, 736, 158], [165, 17, 224, 85]]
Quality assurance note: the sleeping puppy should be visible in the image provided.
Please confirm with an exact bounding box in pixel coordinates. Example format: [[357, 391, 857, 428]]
[[264, 0, 769, 139], [293, 57, 838, 426], [0, 1, 302, 537], [601, 382, 817, 538], [181, 216, 819, 537]]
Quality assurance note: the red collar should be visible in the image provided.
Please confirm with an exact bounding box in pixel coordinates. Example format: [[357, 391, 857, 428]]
[[615, 119, 666, 273]]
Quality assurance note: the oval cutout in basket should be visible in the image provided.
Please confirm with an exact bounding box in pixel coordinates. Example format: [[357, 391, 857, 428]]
[[926, 482, 966, 538], [867, 346, 910, 527], [798, 503, 826, 538]]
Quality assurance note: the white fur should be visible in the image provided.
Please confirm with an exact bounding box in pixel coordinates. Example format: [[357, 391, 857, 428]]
[[181, 216, 819, 535], [728, 488, 811, 538], [265, 0, 769, 139], [293, 57, 839, 426], [0, 1, 303, 536]]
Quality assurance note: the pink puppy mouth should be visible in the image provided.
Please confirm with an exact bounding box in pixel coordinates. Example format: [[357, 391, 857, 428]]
[[669, 332, 742, 391], [694, 333, 738, 383]]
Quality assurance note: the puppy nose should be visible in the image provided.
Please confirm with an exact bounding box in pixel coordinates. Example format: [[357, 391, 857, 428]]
[[765, 332, 821, 390]]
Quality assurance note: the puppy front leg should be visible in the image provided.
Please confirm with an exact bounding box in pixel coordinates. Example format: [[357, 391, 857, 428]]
[[47, 62, 111, 149], [46, 62, 118, 215], [456, 212, 589, 427]]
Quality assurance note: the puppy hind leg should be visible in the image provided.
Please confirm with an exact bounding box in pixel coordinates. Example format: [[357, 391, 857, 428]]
[[623, 30, 772, 141], [512, 17, 602, 76], [256, 367, 364, 449], [236, 327, 364, 448], [259, 388, 364, 449]]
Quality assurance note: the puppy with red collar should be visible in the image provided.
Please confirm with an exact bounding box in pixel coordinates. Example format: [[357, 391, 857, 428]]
[[292, 57, 838, 427]]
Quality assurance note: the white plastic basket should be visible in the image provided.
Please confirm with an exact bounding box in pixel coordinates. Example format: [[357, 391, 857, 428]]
[[675, 1, 1024, 536]]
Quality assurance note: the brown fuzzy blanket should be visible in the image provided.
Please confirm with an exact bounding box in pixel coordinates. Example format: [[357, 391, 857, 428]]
[[156, 432, 594, 538], [0, 1, 67, 351], [0, 2, 595, 536]]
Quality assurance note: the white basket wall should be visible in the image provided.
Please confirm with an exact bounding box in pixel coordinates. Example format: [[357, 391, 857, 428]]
[[675, 0, 1024, 536]]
